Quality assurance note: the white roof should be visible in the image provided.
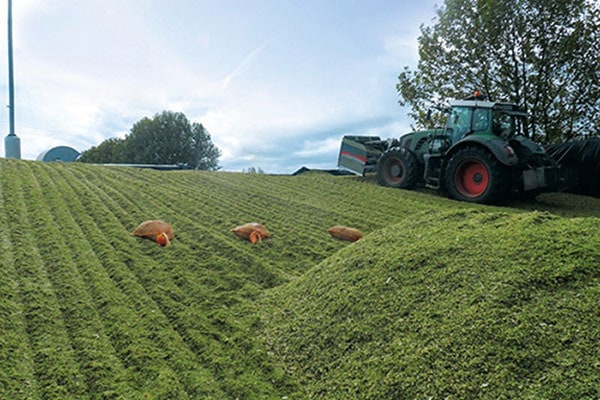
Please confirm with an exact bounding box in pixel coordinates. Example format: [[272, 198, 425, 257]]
[[449, 99, 497, 108]]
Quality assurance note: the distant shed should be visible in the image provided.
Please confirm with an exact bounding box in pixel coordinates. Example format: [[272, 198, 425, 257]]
[[37, 146, 80, 162], [292, 166, 355, 176]]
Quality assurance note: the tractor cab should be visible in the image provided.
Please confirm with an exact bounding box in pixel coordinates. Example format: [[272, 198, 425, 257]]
[[423, 95, 530, 189], [429, 96, 529, 155]]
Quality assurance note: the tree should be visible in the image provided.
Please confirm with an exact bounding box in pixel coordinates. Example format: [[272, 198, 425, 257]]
[[77, 137, 127, 163], [79, 111, 221, 169], [243, 166, 265, 174], [397, 0, 599, 143]]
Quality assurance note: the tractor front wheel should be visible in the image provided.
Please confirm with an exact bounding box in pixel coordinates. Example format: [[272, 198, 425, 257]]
[[444, 146, 508, 204], [376, 148, 419, 189]]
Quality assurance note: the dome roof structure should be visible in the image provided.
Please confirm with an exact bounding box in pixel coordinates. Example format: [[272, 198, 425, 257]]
[[37, 146, 80, 162]]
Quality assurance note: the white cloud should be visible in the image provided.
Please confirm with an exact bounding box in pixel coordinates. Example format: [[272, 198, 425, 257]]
[[221, 39, 273, 90], [292, 137, 341, 158], [383, 34, 420, 61]]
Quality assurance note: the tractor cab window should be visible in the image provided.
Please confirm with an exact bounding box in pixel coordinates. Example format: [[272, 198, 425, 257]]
[[446, 107, 472, 143], [472, 108, 489, 132], [492, 111, 516, 139]]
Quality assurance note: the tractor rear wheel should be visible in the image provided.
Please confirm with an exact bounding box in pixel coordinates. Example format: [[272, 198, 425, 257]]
[[444, 146, 508, 204], [376, 148, 419, 189]]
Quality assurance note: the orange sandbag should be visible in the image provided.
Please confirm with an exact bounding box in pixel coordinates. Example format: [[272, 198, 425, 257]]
[[231, 222, 270, 244], [132, 220, 174, 246], [327, 225, 363, 242]]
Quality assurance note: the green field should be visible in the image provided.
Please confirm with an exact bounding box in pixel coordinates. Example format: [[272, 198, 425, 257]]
[[1, 159, 598, 399]]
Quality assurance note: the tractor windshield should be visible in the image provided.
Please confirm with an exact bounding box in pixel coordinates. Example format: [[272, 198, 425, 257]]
[[445, 106, 490, 144], [446, 107, 472, 143]]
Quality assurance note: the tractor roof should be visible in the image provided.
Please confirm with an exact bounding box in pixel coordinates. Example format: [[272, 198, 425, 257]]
[[450, 99, 496, 108], [449, 99, 528, 117]]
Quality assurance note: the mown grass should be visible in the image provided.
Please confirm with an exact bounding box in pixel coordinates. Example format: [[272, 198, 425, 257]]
[[261, 210, 600, 399], [0, 158, 598, 399]]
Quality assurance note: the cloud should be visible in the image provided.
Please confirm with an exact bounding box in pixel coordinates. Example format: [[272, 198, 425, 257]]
[[221, 39, 273, 90], [292, 137, 341, 158], [383, 35, 420, 61]]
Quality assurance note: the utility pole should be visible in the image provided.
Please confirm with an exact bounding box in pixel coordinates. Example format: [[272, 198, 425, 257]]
[[5, 0, 21, 159]]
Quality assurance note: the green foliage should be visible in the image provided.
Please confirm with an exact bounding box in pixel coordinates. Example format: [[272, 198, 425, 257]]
[[1, 159, 599, 399], [398, 0, 600, 142], [77, 137, 128, 164], [79, 111, 221, 170], [243, 166, 265, 174]]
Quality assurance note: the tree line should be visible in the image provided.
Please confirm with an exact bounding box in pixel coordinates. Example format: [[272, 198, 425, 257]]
[[397, 0, 599, 143], [78, 111, 221, 170]]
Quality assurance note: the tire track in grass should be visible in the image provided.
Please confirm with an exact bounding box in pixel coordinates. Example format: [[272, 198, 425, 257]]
[[64, 163, 148, 228], [106, 167, 336, 235], [50, 164, 225, 397], [179, 172, 380, 244], [0, 161, 39, 399], [201, 172, 358, 219], [63, 165, 300, 397], [46, 163, 226, 398], [1, 161, 88, 399], [245, 172, 448, 226], [26, 162, 143, 398], [221, 172, 439, 228], [64, 165, 281, 283], [101, 168, 350, 275], [71, 165, 293, 287], [188, 172, 379, 271]]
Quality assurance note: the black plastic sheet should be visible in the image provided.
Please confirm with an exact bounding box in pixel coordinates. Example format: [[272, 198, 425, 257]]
[[545, 138, 600, 198]]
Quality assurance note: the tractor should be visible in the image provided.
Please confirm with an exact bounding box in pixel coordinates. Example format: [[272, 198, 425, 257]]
[[337, 93, 561, 204]]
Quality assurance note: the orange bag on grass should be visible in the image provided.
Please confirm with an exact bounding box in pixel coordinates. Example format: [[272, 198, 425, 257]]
[[231, 222, 270, 244], [132, 220, 174, 246], [327, 225, 363, 242]]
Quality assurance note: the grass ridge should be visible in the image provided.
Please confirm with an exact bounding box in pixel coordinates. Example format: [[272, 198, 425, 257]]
[[261, 209, 600, 399]]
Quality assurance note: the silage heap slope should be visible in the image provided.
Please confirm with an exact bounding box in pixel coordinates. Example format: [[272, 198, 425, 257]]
[[1, 159, 599, 399], [262, 209, 600, 399], [0, 159, 461, 399]]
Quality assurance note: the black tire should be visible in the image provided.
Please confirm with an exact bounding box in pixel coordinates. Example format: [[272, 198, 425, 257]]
[[444, 146, 509, 204], [376, 148, 419, 189]]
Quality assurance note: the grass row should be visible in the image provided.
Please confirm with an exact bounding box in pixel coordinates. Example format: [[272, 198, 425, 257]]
[[0, 162, 39, 398], [1, 162, 88, 399], [32, 161, 229, 399]]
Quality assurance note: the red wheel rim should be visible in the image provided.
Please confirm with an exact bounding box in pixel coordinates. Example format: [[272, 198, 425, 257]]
[[385, 159, 404, 183], [455, 160, 489, 197]]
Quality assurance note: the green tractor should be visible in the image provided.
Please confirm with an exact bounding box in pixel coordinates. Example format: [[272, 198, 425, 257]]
[[338, 94, 560, 204]]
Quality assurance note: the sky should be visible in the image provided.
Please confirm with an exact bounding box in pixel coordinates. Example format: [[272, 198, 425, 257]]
[[0, 0, 440, 173]]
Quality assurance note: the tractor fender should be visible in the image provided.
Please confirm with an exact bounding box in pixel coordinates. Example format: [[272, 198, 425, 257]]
[[446, 136, 519, 167]]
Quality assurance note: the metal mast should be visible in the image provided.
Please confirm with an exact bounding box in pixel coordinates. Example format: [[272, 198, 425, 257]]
[[4, 0, 20, 159]]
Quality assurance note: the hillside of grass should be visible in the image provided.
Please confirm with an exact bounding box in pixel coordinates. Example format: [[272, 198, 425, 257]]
[[0, 158, 598, 399], [261, 210, 600, 399]]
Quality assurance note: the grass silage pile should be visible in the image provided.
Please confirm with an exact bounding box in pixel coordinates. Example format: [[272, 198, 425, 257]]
[[262, 210, 600, 399], [0, 158, 599, 399]]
